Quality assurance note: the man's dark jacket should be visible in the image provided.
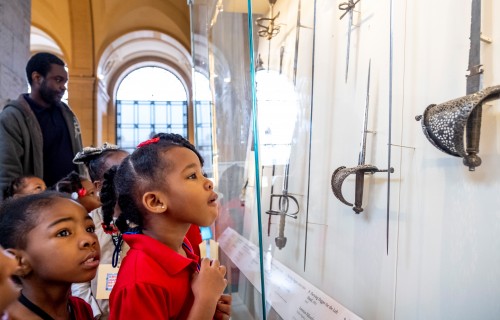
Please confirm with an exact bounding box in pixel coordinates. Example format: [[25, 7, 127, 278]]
[[0, 94, 86, 198]]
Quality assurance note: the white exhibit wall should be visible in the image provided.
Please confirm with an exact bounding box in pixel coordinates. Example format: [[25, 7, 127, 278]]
[[250, 0, 500, 319]]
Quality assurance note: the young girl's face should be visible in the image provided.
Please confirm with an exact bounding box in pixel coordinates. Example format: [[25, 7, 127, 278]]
[[16, 177, 46, 196], [79, 179, 101, 213], [0, 248, 18, 312], [162, 147, 219, 226], [23, 198, 100, 284]]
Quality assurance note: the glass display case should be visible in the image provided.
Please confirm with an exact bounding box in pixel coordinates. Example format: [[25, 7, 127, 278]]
[[189, 0, 500, 319]]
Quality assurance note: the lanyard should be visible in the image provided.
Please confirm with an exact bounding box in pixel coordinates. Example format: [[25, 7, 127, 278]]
[[18, 292, 74, 320], [182, 242, 200, 272]]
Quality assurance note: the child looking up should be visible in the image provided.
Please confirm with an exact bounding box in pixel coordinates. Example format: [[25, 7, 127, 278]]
[[55, 171, 101, 213], [0, 191, 100, 319], [3, 175, 47, 199], [0, 245, 19, 315], [71, 143, 129, 320], [102, 133, 230, 320]]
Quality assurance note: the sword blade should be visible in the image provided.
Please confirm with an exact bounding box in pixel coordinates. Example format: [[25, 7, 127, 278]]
[[353, 61, 371, 214], [358, 60, 371, 165], [464, 0, 483, 170], [466, 0, 482, 95], [345, 9, 353, 82], [293, 0, 302, 86], [386, 0, 394, 255]]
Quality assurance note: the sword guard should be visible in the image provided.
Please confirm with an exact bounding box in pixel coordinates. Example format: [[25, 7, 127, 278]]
[[331, 164, 379, 209], [416, 85, 500, 169]]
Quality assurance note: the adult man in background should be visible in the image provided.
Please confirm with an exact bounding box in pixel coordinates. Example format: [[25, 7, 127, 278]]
[[0, 52, 86, 199]]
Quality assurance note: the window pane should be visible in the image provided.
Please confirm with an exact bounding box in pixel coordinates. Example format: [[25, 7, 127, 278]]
[[116, 67, 189, 149]]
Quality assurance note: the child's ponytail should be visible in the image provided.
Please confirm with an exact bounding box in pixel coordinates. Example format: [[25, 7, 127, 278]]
[[54, 171, 83, 195], [101, 166, 118, 231]]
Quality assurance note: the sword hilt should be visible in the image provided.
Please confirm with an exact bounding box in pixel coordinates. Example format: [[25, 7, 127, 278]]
[[275, 213, 287, 249]]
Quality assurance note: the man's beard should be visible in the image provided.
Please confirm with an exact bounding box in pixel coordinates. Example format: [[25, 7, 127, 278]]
[[39, 81, 62, 106]]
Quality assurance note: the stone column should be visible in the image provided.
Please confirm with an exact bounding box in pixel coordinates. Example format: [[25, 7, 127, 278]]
[[0, 0, 31, 105]]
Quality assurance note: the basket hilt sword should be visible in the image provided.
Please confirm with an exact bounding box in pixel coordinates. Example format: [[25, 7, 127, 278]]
[[415, 0, 500, 171], [275, 163, 299, 249], [265, 163, 299, 250]]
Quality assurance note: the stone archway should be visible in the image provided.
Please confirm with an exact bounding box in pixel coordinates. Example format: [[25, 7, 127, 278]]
[[96, 30, 193, 144]]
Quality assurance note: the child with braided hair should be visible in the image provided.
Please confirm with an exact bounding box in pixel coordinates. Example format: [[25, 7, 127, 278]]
[[102, 133, 231, 320], [70, 143, 129, 320], [54, 171, 101, 213]]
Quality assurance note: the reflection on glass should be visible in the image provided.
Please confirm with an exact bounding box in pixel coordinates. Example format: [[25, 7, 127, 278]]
[[256, 70, 298, 165]]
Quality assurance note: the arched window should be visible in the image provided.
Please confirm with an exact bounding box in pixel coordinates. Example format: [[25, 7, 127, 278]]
[[115, 66, 188, 152]]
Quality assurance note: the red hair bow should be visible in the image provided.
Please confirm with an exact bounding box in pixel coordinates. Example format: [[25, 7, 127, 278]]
[[137, 137, 160, 148], [77, 188, 87, 198], [102, 222, 119, 235]]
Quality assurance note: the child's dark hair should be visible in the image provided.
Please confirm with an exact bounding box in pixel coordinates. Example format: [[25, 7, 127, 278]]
[[0, 191, 70, 250], [54, 171, 86, 196], [3, 175, 40, 199], [73, 143, 127, 182], [100, 133, 203, 233]]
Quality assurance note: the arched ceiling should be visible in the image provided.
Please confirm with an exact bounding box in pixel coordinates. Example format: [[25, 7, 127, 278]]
[[31, 0, 191, 68], [98, 30, 192, 96]]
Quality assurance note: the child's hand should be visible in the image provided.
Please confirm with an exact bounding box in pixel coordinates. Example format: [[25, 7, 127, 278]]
[[191, 258, 227, 306], [214, 294, 232, 320]]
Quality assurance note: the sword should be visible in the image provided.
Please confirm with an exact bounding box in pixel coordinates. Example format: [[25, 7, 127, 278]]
[[266, 165, 276, 236], [386, 0, 394, 255], [415, 0, 500, 171], [463, 0, 483, 170], [331, 61, 393, 214], [266, 163, 299, 250], [279, 46, 285, 74], [292, 0, 313, 86], [255, 0, 281, 70], [293, 0, 302, 86], [339, 0, 360, 82], [303, 0, 318, 271]]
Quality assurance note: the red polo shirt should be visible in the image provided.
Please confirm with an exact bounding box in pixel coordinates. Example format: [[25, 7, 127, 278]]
[[109, 234, 200, 320], [69, 296, 94, 319]]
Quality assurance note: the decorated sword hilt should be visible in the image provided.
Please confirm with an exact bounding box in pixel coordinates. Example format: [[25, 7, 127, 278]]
[[415, 85, 500, 171], [331, 164, 394, 214]]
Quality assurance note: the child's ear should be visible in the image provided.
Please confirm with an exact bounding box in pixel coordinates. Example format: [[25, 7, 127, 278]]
[[142, 191, 167, 213], [93, 180, 102, 192], [6, 249, 31, 278]]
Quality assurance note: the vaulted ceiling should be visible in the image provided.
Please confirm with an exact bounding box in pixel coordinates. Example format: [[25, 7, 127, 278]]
[[31, 0, 191, 66]]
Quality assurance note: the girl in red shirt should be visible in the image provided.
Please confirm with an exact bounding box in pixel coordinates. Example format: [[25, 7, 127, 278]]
[[0, 191, 99, 319], [101, 133, 231, 320]]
